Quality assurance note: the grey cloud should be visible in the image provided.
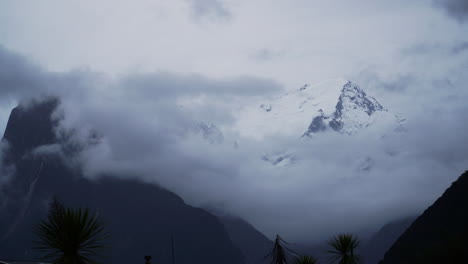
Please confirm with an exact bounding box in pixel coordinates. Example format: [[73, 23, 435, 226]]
[[120, 72, 282, 98], [31, 144, 63, 157], [433, 0, 468, 22], [188, 0, 231, 21], [0, 45, 47, 101], [355, 69, 416, 93], [0, 44, 282, 126], [49, 77, 468, 243], [401, 43, 442, 55], [2, 44, 468, 244], [401, 41, 468, 56], [0, 45, 108, 106], [114, 72, 282, 126], [451, 41, 468, 54], [251, 49, 285, 62]]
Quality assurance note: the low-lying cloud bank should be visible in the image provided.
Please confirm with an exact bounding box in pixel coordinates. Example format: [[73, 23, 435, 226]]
[[433, 0, 468, 22], [1, 44, 468, 243]]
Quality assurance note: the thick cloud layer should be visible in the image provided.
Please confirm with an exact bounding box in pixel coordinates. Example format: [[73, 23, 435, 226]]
[[188, 0, 231, 21], [1, 42, 468, 244], [434, 0, 468, 22]]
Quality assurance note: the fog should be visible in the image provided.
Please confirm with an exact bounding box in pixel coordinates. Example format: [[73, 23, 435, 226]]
[[1, 0, 468, 243]]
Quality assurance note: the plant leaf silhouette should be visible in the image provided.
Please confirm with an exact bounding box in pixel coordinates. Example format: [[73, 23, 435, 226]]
[[34, 199, 109, 264], [327, 234, 360, 264], [293, 255, 319, 264]]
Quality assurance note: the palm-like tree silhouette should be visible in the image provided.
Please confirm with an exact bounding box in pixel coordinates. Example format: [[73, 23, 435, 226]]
[[293, 255, 319, 264], [327, 234, 359, 264], [266, 235, 288, 264], [266, 235, 301, 264], [34, 198, 108, 264]]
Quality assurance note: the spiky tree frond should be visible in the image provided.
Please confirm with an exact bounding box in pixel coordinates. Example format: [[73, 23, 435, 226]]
[[34, 199, 108, 264], [293, 255, 319, 264], [327, 234, 360, 264], [265, 235, 299, 264]]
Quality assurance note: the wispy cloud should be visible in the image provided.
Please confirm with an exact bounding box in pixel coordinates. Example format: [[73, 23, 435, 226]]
[[433, 0, 468, 22], [251, 48, 285, 62], [1, 44, 468, 243], [188, 0, 232, 22]]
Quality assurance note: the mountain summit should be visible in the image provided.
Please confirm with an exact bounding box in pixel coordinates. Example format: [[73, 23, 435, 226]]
[[235, 79, 403, 140], [304, 81, 394, 136]]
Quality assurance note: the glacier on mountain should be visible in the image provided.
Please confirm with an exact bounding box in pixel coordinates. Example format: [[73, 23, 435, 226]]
[[304, 81, 402, 136], [234, 78, 405, 140], [232, 78, 406, 167]]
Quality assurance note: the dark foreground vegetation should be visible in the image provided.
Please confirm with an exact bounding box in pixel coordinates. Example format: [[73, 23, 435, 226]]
[[33, 198, 361, 264], [266, 234, 360, 264], [34, 198, 108, 264]]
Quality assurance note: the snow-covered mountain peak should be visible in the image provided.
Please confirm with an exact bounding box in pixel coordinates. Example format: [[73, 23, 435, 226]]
[[304, 81, 395, 136], [231, 78, 406, 168], [236, 78, 387, 139], [339, 81, 385, 116], [293, 78, 350, 115]]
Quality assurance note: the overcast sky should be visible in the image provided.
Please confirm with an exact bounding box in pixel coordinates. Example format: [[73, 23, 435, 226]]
[[1, 0, 468, 243]]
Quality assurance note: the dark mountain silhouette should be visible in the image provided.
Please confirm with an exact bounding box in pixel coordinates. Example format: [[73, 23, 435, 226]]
[[379, 171, 468, 264], [360, 216, 416, 264], [219, 215, 273, 264], [0, 98, 246, 264]]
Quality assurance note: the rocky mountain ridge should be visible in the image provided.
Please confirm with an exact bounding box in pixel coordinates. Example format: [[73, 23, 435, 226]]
[[235, 78, 404, 140], [0, 98, 253, 264]]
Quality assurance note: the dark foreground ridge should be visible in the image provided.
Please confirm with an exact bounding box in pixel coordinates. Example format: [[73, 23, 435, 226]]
[[379, 170, 468, 264], [0, 98, 248, 264]]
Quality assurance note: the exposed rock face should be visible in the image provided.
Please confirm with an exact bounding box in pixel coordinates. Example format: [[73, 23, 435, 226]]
[[233, 79, 405, 168], [379, 171, 468, 264], [0, 98, 246, 264], [2, 98, 59, 162], [307, 109, 329, 133], [235, 78, 404, 141], [305, 81, 388, 136]]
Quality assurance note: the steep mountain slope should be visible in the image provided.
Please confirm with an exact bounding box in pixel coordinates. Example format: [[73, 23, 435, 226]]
[[361, 216, 416, 264], [379, 171, 468, 264], [234, 79, 405, 168], [235, 78, 403, 140], [304, 81, 403, 136], [220, 215, 273, 264], [0, 98, 245, 264]]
